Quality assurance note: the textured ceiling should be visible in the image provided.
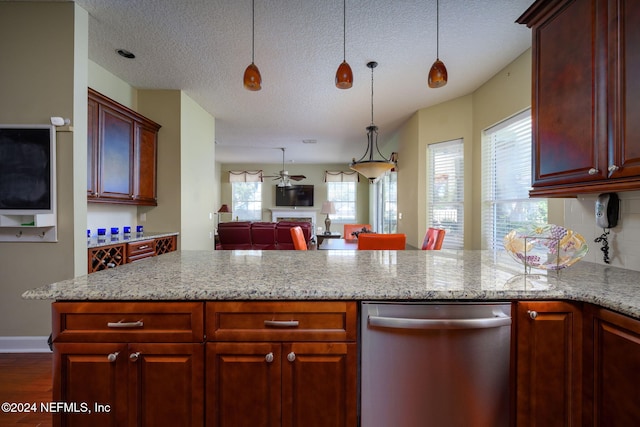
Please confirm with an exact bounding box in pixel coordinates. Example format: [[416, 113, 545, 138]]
[[20, 0, 534, 165]]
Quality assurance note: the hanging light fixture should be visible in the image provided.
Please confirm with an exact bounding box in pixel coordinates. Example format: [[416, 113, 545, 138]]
[[350, 61, 395, 182], [428, 0, 448, 88], [244, 0, 262, 91], [335, 0, 353, 89]]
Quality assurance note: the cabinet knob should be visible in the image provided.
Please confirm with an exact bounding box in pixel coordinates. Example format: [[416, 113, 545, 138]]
[[129, 352, 140, 362], [107, 352, 119, 362], [287, 352, 296, 362], [588, 168, 599, 175], [265, 352, 274, 363], [608, 164, 619, 172], [527, 310, 538, 320]]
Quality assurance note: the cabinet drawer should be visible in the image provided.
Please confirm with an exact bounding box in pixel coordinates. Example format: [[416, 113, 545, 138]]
[[127, 239, 156, 262], [53, 302, 204, 343], [206, 301, 357, 342]]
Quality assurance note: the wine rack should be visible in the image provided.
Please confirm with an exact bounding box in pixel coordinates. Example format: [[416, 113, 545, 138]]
[[88, 244, 126, 273], [155, 235, 177, 255]]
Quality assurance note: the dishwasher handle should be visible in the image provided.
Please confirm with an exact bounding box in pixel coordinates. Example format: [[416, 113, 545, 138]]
[[368, 314, 511, 330]]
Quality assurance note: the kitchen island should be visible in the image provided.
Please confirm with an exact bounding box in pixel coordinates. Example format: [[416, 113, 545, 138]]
[[22, 250, 640, 426], [22, 249, 640, 318]]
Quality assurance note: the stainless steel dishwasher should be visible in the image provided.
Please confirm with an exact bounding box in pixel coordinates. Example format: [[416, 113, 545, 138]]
[[360, 302, 512, 427]]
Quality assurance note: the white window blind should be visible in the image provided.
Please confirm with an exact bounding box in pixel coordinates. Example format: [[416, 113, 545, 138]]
[[427, 139, 464, 249], [327, 182, 356, 222], [373, 170, 397, 233], [232, 182, 262, 221], [482, 109, 547, 250]]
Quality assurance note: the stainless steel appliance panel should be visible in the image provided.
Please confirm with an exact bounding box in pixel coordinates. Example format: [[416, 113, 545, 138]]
[[360, 302, 512, 427]]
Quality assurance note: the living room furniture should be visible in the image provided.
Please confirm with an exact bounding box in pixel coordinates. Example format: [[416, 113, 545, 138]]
[[422, 227, 445, 250], [217, 221, 312, 250], [318, 239, 358, 250], [290, 226, 307, 250], [315, 232, 341, 246], [343, 224, 372, 242], [357, 233, 406, 250]]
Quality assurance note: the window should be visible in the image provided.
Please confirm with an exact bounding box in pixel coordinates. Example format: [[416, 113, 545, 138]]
[[482, 110, 547, 250], [230, 171, 262, 221], [427, 139, 464, 249], [327, 182, 356, 222], [373, 170, 397, 233]]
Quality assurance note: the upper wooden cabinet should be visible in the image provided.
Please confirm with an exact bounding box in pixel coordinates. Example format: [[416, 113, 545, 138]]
[[518, 0, 640, 197], [88, 88, 161, 206]]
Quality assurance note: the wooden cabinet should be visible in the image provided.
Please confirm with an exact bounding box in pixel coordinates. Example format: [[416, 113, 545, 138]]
[[88, 242, 126, 273], [88, 235, 177, 273], [205, 301, 358, 427], [515, 301, 583, 426], [584, 305, 640, 426], [518, 0, 640, 196], [127, 239, 156, 263], [52, 302, 204, 427], [88, 88, 160, 206]]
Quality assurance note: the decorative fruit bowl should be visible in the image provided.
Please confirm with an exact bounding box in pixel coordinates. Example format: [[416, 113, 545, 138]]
[[503, 224, 588, 271]]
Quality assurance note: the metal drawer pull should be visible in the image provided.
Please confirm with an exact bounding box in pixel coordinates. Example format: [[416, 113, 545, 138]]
[[138, 245, 149, 250], [107, 320, 144, 328], [265, 352, 274, 363], [368, 315, 511, 330], [264, 320, 299, 328], [287, 352, 296, 362], [528, 310, 538, 320], [129, 352, 140, 362], [608, 164, 619, 172], [588, 168, 599, 175], [107, 352, 119, 362]]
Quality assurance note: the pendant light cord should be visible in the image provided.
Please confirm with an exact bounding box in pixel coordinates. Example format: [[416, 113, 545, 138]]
[[251, 0, 255, 63], [342, 0, 347, 61], [436, 0, 440, 59], [370, 64, 374, 126]]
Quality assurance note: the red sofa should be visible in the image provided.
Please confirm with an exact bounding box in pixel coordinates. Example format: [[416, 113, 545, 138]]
[[217, 221, 312, 250]]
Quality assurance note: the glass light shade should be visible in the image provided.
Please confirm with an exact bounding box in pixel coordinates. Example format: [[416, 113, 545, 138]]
[[350, 160, 395, 180], [428, 59, 448, 88], [244, 62, 262, 91], [335, 61, 353, 89]]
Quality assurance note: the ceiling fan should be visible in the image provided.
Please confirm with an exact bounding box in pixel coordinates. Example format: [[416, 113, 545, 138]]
[[262, 147, 306, 187]]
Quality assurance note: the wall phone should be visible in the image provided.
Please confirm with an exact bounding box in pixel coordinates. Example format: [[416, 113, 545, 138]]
[[595, 193, 619, 229], [594, 193, 619, 264]]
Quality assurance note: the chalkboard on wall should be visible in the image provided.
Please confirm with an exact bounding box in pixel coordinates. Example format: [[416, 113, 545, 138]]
[[0, 125, 56, 215]]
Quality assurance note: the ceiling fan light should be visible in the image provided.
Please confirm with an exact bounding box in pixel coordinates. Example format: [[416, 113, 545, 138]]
[[244, 62, 262, 91], [335, 60, 353, 89], [428, 59, 448, 88]]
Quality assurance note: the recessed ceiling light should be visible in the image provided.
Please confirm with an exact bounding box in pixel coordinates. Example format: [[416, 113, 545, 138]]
[[302, 139, 317, 144], [116, 49, 135, 59]]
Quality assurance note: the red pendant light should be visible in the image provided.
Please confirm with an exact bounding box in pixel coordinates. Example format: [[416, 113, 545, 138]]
[[244, 0, 262, 91], [335, 0, 353, 89], [428, 0, 448, 88]]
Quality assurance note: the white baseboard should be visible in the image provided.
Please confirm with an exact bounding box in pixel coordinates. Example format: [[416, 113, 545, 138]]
[[0, 336, 51, 353]]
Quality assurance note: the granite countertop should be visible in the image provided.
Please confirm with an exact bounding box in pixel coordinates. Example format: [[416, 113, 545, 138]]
[[22, 249, 640, 319], [88, 231, 178, 248]]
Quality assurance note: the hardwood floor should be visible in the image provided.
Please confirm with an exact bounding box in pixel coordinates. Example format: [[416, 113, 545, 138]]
[[0, 353, 52, 426]]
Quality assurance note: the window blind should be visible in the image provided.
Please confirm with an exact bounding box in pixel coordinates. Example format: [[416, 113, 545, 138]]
[[427, 139, 464, 249], [482, 109, 547, 250]]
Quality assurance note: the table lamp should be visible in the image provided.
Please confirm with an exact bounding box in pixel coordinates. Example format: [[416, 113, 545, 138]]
[[321, 201, 336, 234], [217, 204, 232, 229]]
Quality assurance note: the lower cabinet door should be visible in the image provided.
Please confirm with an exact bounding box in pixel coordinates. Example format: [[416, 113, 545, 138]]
[[54, 343, 204, 427], [282, 342, 357, 427], [130, 343, 204, 427], [206, 342, 282, 427], [516, 301, 583, 427], [54, 342, 128, 427]]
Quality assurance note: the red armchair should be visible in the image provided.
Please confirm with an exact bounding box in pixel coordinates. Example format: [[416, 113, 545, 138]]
[[251, 222, 277, 250], [217, 222, 253, 249], [276, 221, 312, 250]]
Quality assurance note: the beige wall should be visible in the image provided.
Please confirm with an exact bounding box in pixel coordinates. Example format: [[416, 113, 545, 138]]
[[0, 2, 88, 337], [395, 48, 565, 249], [219, 163, 370, 232]]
